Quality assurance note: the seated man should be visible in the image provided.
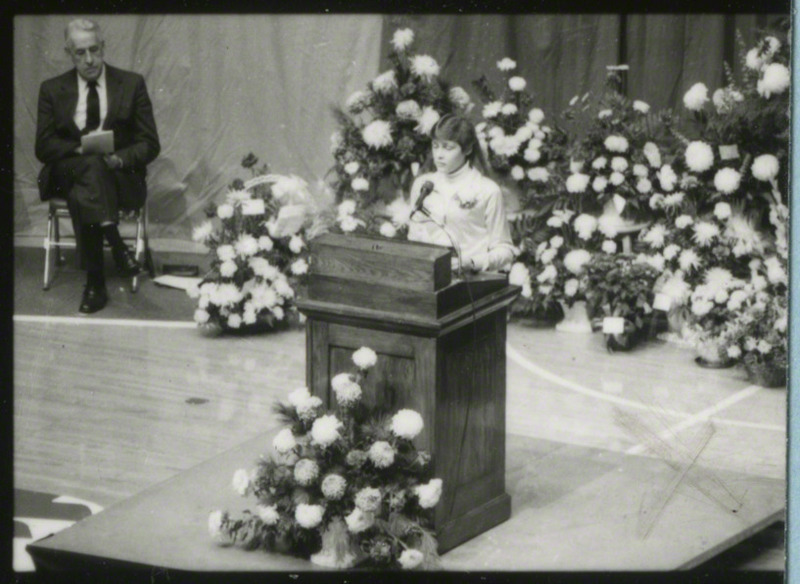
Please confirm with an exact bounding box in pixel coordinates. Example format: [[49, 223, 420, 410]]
[[35, 18, 160, 313]]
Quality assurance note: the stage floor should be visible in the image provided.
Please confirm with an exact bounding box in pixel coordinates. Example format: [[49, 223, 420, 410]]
[[13, 246, 787, 572]]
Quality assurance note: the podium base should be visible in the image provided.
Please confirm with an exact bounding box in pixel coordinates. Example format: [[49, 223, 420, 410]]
[[437, 492, 511, 553]]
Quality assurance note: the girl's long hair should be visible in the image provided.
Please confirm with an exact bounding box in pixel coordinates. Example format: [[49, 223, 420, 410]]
[[419, 113, 490, 175]]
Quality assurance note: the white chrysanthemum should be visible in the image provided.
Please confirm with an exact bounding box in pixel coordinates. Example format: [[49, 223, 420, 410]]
[[257, 235, 274, 252], [330, 130, 343, 152], [602, 240, 617, 254], [633, 100, 650, 113], [372, 69, 397, 94], [488, 126, 505, 139], [611, 157, 629, 173], [704, 268, 735, 295], [564, 278, 579, 297], [391, 28, 414, 52], [685, 141, 715, 173], [410, 54, 440, 80], [683, 82, 709, 111], [598, 214, 623, 239], [523, 146, 541, 163], [566, 173, 590, 193], [391, 409, 424, 440], [379, 222, 397, 238], [337, 199, 357, 218], [294, 458, 320, 486], [693, 222, 720, 247], [636, 178, 652, 194], [398, 549, 424, 570], [272, 427, 296, 454], [345, 507, 374, 533], [520, 167, 546, 185], [726, 345, 742, 359], [713, 167, 741, 194], [344, 161, 360, 175], [632, 163, 649, 178], [296, 395, 323, 421], [339, 215, 366, 233], [604, 135, 629, 153], [290, 259, 309, 275], [509, 76, 527, 91], [745, 47, 763, 70], [751, 154, 779, 181], [355, 487, 382, 512], [497, 57, 517, 71], [331, 372, 362, 406], [311, 414, 343, 448], [564, 249, 591, 275], [675, 215, 694, 229], [528, 108, 545, 124], [598, 109, 613, 119], [610, 172, 625, 186], [540, 248, 557, 265], [295, 504, 324, 529], [592, 156, 607, 170], [193, 308, 210, 324], [509, 262, 531, 288], [573, 214, 598, 240], [482, 101, 503, 119], [501, 103, 518, 116], [662, 192, 685, 207], [232, 468, 251, 496], [362, 120, 393, 149], [658, 164, 678, 192], [757, 340, 773, 354], [321, 474, 347, 500], [352, 346, 378, 369], [643, 142, 662, 168], [764, 256, 787, 285], [368, 441, 395, 468], [592, 176, 608, 193], [726, 289, 749, 312], [216, 244, 235, 262], [714, 202, 732, 220], [643, 224, 667, 248], [449, 86, 472, 109], [396, 99, 422, 120], [270, 175, 307, 202], [725, 215, 764, 258], [345, 90, 370, 113], [288, 386, 311, 407], [286, 235, 304, 255], [758, 63, 790, 98], [509, 165, 525, 181], [415, 106, 441, 135], [570, 159, 585, 173], [217, 203, 234, 219], [219, 260, 237, 278], [679, 249, 700, 272], [351, 177, 370, 192], [414, 478, 443, 509], [661, 274, 690, 303], [249, 257, 279, 281], [255, 504, 279, 526], [386, 197, 412, 227], [515, 126, 534, 143], [663, 244, 681, 261], [192, 220, 214, 243], [550, 235, 564, 249]]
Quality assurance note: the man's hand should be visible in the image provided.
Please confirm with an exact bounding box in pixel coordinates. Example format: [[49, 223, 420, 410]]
[[103, 154, 123, 169]]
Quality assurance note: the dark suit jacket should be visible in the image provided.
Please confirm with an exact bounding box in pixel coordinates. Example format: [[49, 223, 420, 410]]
[[35, 64, 161, 206]]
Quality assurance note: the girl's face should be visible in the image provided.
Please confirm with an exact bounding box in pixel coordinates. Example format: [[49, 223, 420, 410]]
[[432, 139, 467, 174]]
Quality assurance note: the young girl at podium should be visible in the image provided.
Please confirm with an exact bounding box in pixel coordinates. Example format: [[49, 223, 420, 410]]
[[407, 114, 516, 273]]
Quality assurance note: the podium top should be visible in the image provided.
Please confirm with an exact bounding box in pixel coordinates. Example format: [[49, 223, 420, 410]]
[[309, 233, 453, 292]]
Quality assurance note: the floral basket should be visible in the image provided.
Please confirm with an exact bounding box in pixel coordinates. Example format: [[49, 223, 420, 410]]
[[743, 356, 786, 388], [209, 347, 442, 570]]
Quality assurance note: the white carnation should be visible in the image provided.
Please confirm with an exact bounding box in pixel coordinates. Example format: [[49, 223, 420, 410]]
[[288, 235, 305, 254], [658, 164, 678, 192], [592, 156, 608, 170], [399, 549, 424, 570], [604, 135, 629, 153], [758, 63, 790, 98], [675, 214, 694, 229], [566, 173, 591, 193], [592, 176, 608, 193], [258, 235, 274, 251], [379, 222, 397, 238], [683, 82, 709, 111], [497, 57, 517, 71], [751, 154, 779, 181], [351, 177, 370, 192], [611, 157, 629, 173], [633, 100, 650, 113], [256, 504, 279, 526], [509, 76, 527, 91], [290, 259, 309, 275], [713, 167, 741, 194], [564, 249, 591, 275], [527, 167, 549, 182], [352, 346, 378, 369], [714, 202, 732, 220], [414, 478, 443, 509], [482, 101, 503, 119], [573, 213, 598, 240], [528, 108, 545, 124], [219, 260, 237, 278], [344, 161, 360, 175], [602, 240, 617, 254], [685, 141, 715, 173], [643, 142, 662, 168], [564, 278, 579, 297], [501, 103, 518, 116], [610, 172, 625, 186]]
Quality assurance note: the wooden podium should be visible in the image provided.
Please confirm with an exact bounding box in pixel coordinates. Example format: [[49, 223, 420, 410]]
[[296, 234, 520, 552]]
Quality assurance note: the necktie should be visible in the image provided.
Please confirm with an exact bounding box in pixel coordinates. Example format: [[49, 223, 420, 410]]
[[85, 80, 100, 133]]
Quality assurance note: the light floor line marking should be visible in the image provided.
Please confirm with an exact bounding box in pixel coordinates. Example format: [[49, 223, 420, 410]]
[[14, 315, 196, 329], [507, 343, 783, 434], [625, 385, 763, 455]]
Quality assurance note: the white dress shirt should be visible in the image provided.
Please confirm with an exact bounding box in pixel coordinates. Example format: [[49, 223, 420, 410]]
[[407, 163, 516, 272], [73, 66, 108, 131]]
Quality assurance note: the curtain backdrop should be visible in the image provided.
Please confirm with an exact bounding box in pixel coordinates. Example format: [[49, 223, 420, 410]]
[[14, 14, 784, 244]]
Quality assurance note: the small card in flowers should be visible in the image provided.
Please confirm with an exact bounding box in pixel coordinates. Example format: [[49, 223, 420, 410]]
[[718, 144, 740, 160], [241, 198, 266, 216], [653, 293, 673, 311], [602, 316, 625, 334]]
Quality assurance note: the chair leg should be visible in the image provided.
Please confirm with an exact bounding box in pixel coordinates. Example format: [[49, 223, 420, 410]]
[[131, 215, 144, 293], [43, 213, 54, 290], [54, 211, 65, 266]]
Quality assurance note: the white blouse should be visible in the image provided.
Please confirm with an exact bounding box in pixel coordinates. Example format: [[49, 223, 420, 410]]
[[407, 164, 516, 272]]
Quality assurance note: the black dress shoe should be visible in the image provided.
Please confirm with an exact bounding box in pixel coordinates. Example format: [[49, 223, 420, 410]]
[[79, 285, 108, 314], [113, 247, 141, 277]]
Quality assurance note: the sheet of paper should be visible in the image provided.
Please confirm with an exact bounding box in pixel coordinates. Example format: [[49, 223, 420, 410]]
[[81, 130, 114, 155], [152, 275, 203, 291]]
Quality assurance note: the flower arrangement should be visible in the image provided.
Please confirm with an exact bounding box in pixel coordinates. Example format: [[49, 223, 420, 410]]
[[188, 154, 317, 333], [328, 27, 473, 237], [471, 57, 569, 212], [676, 29, 790, 230], [209, 347, 442, 569], [583, 253, 661, 351]]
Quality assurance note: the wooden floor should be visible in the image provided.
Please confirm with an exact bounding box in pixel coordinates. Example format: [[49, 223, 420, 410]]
[[13, 272, 787, 571]]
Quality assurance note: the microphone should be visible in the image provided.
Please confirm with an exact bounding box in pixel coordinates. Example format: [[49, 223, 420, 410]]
[[414, 181, 435, 215]]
